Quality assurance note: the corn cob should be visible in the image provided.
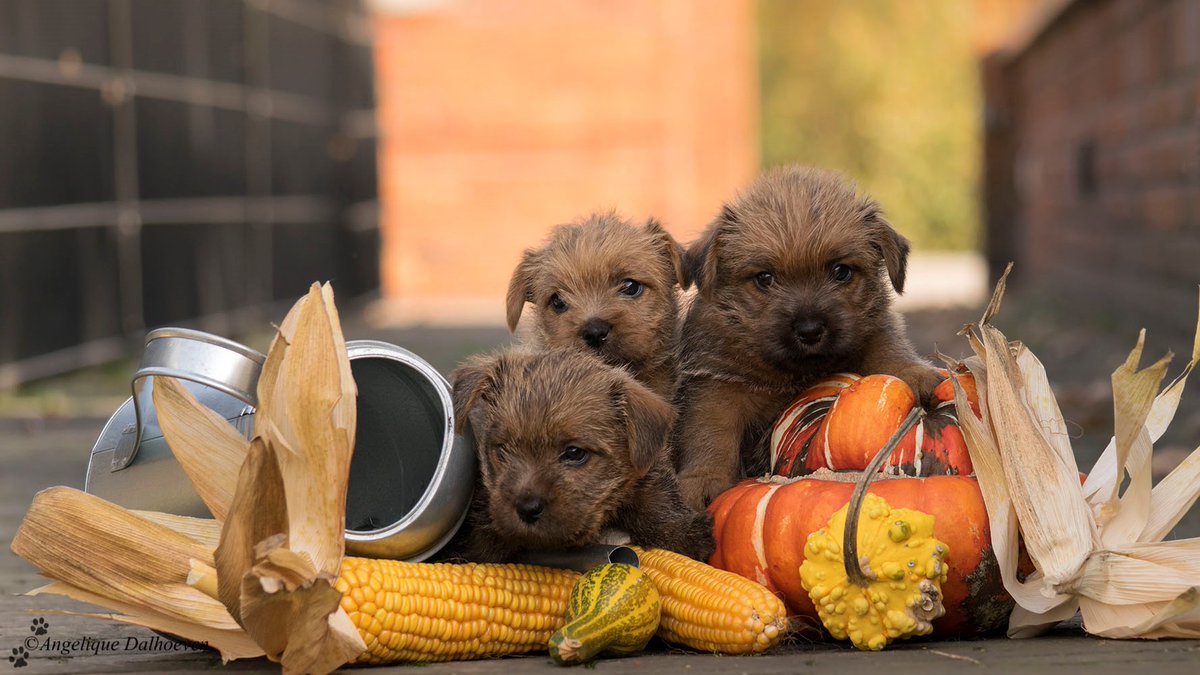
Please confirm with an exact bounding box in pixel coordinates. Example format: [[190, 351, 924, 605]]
[[634, 547, 789, 654], [336, 556, 581, 664]]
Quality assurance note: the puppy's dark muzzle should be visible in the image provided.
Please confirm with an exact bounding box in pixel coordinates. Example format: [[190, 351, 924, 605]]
[[581, 319, 612, 349], [516, 496, 545, 523], [792, 317, 826, 346]]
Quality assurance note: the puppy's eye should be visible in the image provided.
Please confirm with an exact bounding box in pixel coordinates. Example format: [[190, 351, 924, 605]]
[[617, 279, 644, 297], [831, 264, 853, 283], [754, 271, 775, 291], [560, 446, 590, 466], [549, 293, 568, 313]]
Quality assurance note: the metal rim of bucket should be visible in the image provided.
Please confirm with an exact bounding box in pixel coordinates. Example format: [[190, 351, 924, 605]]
[[342, 339, 473, 561], [144, 327, 267, 365]]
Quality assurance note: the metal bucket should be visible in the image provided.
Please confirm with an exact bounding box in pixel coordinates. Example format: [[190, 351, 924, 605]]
[[85, 329, 476, 562]]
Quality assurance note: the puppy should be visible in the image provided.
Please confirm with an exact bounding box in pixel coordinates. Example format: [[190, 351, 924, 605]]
[[672, 166, 943, 509], [450, 348, 714, 562], [505, 212, 690, 399]]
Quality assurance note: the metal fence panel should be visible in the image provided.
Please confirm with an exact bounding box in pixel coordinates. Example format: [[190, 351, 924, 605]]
[[0, 0, 379, 388]]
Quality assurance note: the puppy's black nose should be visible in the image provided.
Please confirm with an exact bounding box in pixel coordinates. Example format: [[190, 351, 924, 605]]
[[581, 319, 612, 349], [516, 497, 545, 523], [793, 317, 826, 345]]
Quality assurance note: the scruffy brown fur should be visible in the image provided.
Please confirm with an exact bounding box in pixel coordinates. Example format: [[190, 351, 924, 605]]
[[450, 348, 714, 562], [506, 212, 690, 400], [672, 166, 943, 509]]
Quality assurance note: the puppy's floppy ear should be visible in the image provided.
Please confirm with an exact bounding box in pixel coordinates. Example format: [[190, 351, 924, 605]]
[[505, 249, 539, 333], [687, 205, 735, 300], [644, 217, 690, 289], [861, 199, 910, 294], [450, 356, 499, 434], [615, 375, 676, 477]]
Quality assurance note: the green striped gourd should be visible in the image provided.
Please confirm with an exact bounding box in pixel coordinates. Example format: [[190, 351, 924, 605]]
[[548, 563, 661, 665]]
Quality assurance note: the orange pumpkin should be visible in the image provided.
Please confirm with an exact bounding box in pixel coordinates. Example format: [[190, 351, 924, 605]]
[[771, 371, 980, 477], [709, 474, 1011, 636], [711, 369, 1014, 637]]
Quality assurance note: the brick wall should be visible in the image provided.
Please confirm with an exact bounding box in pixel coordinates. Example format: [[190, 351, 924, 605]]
[[371, 0, 757, 324], [986, 0, 1200, 340]]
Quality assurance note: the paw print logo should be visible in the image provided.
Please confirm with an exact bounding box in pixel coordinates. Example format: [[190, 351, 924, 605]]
[[29, 618, 48, 636], [8, 646, 28, 668]]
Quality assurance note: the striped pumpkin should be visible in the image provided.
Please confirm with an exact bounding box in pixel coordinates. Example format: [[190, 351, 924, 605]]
[[770, 370, 980, 477], [709, 474, 1010, 636], [712, 369, 1012, 637], [549, 564, 660, 664]]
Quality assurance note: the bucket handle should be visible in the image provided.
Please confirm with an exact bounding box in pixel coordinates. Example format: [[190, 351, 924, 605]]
[[113, 328, 265, 471]]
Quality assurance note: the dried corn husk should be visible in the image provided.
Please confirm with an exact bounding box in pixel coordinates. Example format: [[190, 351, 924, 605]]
[[11, 487, 262, 661], [10, 283, 367, 674], [951, 265, 1200, 639], [153, 377, 251, 522], [208, 283, 365, 673]]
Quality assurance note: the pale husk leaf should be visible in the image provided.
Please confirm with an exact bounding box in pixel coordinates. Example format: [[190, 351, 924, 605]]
[[950, 363, 1074, 619], [214, 436, 289, 624], [960, 275, 1200, 639], [955, 355, 1082, 636], [153, 376, 251, 521], [1012, 345, 1076, 473], [29, 582, 263, 662], [1007, 595, 1080, 639], [1071, 547, 1200, 605], [1100, 539, 1200, 581], [238, 542, 364, 675], [1142, 443, 1200, 542], [11, 487, 234, 628], [187, 559, 220, 600], [978, 262, 1013, 326], [252, 283, 355, 577], [1095, 337, 1170, 544], [1080, 589, 1200, 639], [215, 283, 365, 672], [1098, 427, 1154, 547], [979, 323, 1095, 588], [132, 511, 221, 553], [1083, 293, 1200, 504]]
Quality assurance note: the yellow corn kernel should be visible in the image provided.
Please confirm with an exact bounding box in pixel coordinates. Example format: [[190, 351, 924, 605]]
[[336, 557, 579, 664], [633, 548, 789, 654]]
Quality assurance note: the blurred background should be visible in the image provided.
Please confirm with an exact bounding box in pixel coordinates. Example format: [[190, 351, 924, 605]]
[[1, 0, 1198, 492]]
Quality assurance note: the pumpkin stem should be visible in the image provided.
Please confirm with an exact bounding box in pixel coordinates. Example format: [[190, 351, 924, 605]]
[[843, 406, 924, 588]]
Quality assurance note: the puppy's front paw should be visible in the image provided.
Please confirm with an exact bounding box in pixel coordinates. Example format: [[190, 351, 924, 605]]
[[678, 471, 736, 512], [680, 511, 716, 562], [900, 365, 947, 407]]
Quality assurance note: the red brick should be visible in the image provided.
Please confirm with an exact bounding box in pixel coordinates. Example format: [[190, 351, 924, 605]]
[[1169, 0, 1200, 72], [1137, 82, 1187, 131], [1190, 185, 1200, 232], [372, 0, 756, 315], [1143, 185, 1187, 232]]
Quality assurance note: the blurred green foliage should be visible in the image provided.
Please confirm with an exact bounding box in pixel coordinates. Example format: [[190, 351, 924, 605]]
[[758, 0, 979, 251]]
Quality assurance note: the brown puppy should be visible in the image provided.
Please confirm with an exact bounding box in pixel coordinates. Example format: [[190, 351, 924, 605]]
[[450, 348, 714, 562], [673, 166, 943, 509], [506, 212, 690, 399]]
